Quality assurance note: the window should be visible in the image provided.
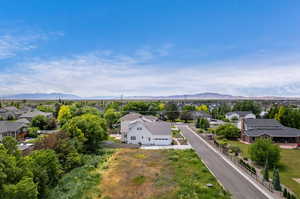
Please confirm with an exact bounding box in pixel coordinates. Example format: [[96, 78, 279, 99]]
[[154, 138, 169, 141], [130, 136, 136, 140], [137, 127, 142, 130]]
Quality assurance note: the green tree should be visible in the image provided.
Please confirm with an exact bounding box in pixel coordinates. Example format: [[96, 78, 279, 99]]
[[195, 118, 201, 128], [31, 115, 48, 130], [216, 124, 240, 139], [63, 114, 108, 152], [164, 103, 179, 121], [28, 127, 39, 138], [180, 110, 193, 123], [37, 105, 54, 113], [104, 108, 121, 129], [211, 103, 231, 120], [196, 104, 208, 112], [2, 136, 20, 158], [200, 118, 210, 130], [27, 149, 62, 198], [46, 117, 57, 130], [57, 105, 72, 126], [0, 146, 19, 186], [272, 168, 281, 191], [73, 106, 101, 117], [2, 177, 38, 199], [182, 104, 196, 111], [122, 101, 149, 114], [263, 158, 269, 181], [233, 100, 262, 116], [249, 138, 280, 168], [283, 188, 288, 198], [54, 134, 82, 172]]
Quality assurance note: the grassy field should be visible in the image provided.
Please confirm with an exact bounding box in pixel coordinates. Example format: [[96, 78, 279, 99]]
[[91, 148, 230, 199], [227, 140, 300, 197]]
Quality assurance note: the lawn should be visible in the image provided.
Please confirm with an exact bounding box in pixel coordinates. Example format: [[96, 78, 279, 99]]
[[92, 149, 231, 199], [227, 140, 300, 198]]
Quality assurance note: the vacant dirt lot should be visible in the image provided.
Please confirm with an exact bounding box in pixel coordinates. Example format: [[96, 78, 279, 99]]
[[98, 149, 176, 199], [92, 149, 230, 199]]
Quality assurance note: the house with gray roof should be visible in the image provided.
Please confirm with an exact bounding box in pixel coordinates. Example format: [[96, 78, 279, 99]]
[[0, 109, 16, 120], [241, 119, 300, 143], [19, 110, 53, 121], [0, 121, 28, 141], [120, 113, 171, 145]]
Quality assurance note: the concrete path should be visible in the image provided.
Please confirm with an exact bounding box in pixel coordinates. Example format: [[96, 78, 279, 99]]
[[177, 124, 281, 199], [140, 145, 192, 150]]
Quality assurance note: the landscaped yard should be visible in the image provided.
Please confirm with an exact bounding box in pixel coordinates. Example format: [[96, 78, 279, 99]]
[[90, 148, 231, 199], [227, 140, 300, 198]]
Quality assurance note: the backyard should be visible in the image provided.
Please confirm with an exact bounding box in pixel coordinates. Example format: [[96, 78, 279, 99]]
[[90, 148, 231, 199], [227, 140, 300, 197]]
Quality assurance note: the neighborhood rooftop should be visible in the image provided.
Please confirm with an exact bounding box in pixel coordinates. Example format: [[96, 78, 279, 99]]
[[20, 110, 52, 118], [0, 121, 26, 133], [244, 119, 300, 137]]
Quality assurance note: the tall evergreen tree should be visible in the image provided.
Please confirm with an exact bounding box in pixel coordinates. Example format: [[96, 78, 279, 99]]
[[283, 188, 288, 198], [263, 158, 269, 182], [272, 168, 281, 191], [195, 118, 201, 128]]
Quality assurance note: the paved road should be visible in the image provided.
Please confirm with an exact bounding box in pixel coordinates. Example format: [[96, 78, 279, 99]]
[[177, 125, 276, 199]]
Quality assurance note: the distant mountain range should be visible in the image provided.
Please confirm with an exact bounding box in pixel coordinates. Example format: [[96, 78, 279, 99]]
[[0, 93, 81, 100], [0, 92, 297, 100]]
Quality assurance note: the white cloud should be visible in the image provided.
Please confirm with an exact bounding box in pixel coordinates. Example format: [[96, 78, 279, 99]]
[[1, 49, 300, 97], [0, 31, 63, 59]]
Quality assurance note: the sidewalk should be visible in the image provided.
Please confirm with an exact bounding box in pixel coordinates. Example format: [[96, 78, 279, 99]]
[[141, 145, 192, 150]]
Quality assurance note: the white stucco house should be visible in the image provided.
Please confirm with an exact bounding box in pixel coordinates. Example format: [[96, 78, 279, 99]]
[[120, 113, 172, 146]]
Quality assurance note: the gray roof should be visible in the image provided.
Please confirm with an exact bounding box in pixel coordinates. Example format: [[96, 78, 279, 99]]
[[120, 113, 142, 121], [135, 121, 171, 136], [143, 115, 159, 121], [3, 106, 18, 112], [20, 110, 52, 118], [0, 121, 26, 133], [244, 119, 300, 137], [16, 118, 31, 124]]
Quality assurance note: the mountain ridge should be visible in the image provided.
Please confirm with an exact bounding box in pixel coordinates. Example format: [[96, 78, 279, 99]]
[[0, 92, 297, 100]]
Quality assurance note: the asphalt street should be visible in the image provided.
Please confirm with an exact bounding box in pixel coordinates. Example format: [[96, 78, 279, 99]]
[[177, 125, 277, 199]]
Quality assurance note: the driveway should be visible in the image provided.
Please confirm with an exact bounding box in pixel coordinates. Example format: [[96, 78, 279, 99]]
[[177, 125, 280, 199]]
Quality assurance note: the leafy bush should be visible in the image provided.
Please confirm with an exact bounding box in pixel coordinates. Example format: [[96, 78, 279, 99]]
[[216, 124, 240, 139], [239, 159, 256, 174], [229, 145, 241, 156], [28, 127, 39, 138]]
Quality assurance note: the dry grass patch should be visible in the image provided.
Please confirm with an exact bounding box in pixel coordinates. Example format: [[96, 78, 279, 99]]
[[93, 149, 230, 199], [98, 149, 175, 199]]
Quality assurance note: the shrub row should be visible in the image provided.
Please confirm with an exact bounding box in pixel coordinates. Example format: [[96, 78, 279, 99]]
[[239, 159, 256, 175], [283, 188, 297, 199]]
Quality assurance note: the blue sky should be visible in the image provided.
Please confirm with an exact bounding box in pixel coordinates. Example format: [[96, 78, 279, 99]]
[[0, 1, 300, 97]]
